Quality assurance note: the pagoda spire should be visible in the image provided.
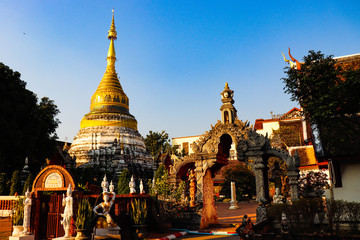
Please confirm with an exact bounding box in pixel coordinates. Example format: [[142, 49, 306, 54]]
[[106, 10, 117, 73]]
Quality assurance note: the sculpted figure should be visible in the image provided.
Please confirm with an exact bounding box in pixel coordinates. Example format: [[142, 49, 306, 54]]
[[94, 178, 116, 229], [270, 161, 283, 190], [21, 188, 32, 235], [280, 213, 290, 236], [256, 202, 268, 224], [273, 187, 284, 204], [61, 184, 73, 238], [140, 179, 145, 194], [129, 175, 136, 194]]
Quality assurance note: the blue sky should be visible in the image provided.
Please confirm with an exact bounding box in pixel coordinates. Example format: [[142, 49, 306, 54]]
[[1, 1, 360, 142]]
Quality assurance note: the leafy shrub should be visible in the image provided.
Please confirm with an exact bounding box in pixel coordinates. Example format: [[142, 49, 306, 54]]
[[12, 197, 24, 225], [269, 199, 360, 233], [10, 170, 21, 196], [75, 198, 93, 230], [117, 169, 131, 194], [131, 198, 148, 225], [220, 162, 256, 201], [345, 201, 360, 232], [0, 173, 7, 195], [22, 173, 34, 195], [267, 198, 325, 225], [299, 171, 328, 198]]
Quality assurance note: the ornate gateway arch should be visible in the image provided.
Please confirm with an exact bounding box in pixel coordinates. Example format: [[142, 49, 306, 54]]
[[169, 84, 300, 228]]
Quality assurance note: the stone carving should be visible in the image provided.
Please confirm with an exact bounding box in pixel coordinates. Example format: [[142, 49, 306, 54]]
[[94, 176, 117, 230], [280, 213, 290, 236], [101, 175, 109, 193], [60, 184, 73, 238], [139, 179, 144, 194], [273, 188, 284, 204], [269, 161, 283, 190], [21, 188, 32, 235], [256, 202, 268, 224], [129, 175, 136, 194]]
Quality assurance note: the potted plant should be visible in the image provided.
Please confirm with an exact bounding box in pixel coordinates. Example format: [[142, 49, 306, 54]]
[[131, 198, 148, 239], [12, 197, 24, 236], [75, 198, 93, 240]]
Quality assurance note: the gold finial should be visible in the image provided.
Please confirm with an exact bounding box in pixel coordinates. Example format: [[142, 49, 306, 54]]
[[108, 9, 117, 40], [225, 82, 229, 89], [106, 10, 117, 72]]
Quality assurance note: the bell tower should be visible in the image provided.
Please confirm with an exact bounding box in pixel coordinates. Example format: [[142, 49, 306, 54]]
[[220, 82, 237, 124]]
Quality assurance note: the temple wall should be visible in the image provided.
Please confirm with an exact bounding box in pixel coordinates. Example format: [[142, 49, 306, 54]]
[[332, 160, 360, 202], [69, 126, 150, 165]]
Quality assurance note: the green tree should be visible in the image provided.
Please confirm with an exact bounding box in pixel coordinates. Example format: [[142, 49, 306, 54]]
[[0, 63, 60, 175], [220, 162, 256, 201], [282, 51, 360, 155], [10, 170, 21, 196], [154, 164, 166, 181], [0, 173, 7, 195], [22, 173, 34, 195], [144, 131, 171, 158], [117, 169, 131, 194]]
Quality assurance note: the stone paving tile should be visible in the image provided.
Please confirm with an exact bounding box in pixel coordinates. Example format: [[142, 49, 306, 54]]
[[147, 201, 257, 239]]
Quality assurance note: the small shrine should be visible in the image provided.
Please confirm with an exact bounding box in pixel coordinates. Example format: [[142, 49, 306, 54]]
[[169, 83, 301, 229]]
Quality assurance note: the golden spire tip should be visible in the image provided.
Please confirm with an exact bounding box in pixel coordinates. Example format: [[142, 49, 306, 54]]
[[108, 9, 117, 40]]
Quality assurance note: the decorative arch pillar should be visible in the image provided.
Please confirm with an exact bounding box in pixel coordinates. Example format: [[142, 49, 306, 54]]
[[286, 153, 300, 200], [252, 154, 270, 203], [194, 155, 216, 202], [287, 169, 300, 200]]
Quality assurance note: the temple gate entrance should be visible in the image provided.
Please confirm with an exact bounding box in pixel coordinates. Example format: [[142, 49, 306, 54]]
[[31, 165, 76, 239], [169, 83, 300, 229], [46, 193, 65, 239]]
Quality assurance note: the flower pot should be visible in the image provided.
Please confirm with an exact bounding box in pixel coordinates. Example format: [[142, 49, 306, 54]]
[[12, 226, 23, 236], [75, 229, 92, 240], [132, 224, 148, 239]]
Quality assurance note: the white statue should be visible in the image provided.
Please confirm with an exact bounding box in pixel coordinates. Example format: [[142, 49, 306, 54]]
[[109, 180, 114, 193], [21, 188, 32, 235], [273, 187, 284, 204], [101, 175, 109, 193], [129, 175, 136, 194], [94, 176, 116, 229], [140, 179, 144, 194], [61, 184, 73, 238]]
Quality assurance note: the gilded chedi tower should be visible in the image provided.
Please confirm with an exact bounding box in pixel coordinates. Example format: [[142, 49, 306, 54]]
[[69, 11, 153, 174]]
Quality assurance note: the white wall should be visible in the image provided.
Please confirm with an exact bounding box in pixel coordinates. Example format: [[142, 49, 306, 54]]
[[256, 121, 279, 138], [172, 135, 237, 159], [333, 161, 360, 202]]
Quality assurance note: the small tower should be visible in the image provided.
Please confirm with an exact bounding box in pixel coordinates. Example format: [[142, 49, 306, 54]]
[[220, 82, 237, 124]]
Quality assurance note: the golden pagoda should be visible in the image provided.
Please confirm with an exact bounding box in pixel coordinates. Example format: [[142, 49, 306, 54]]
[[80, 11, 136, 130], [69, 11, 153, 172]]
